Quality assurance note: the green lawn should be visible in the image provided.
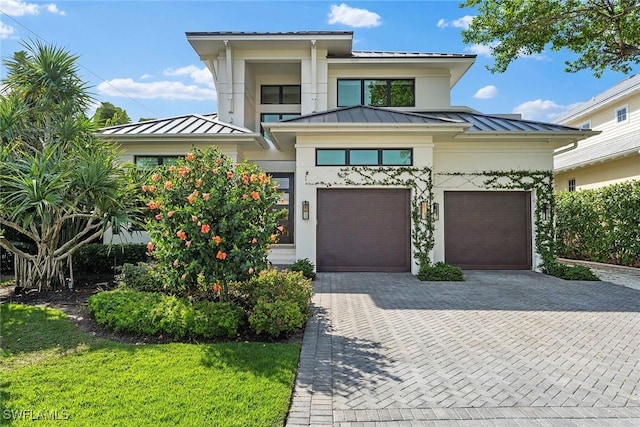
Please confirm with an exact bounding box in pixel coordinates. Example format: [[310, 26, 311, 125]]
[[0, 303, 300, 426]]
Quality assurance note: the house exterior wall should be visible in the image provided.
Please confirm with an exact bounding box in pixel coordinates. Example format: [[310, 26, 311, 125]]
[[555, 154, 640, 191]]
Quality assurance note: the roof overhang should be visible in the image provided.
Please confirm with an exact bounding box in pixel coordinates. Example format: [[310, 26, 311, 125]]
[[453, 130, 598, 148], [101, 133, 270, 150]]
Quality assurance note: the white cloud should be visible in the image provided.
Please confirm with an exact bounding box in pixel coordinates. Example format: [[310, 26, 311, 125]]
[[513, 99, 576, 122], [474, 85, 498, 99], [0, 0, 65, 16], [140, 74, 153, 80], [437, 15, 474, 29], [0, 21, 15, 38], [97, 78, 216, 101], [328, 3, 381, 28], [466, 43, 495, 57], [164, 65, 214, 87]]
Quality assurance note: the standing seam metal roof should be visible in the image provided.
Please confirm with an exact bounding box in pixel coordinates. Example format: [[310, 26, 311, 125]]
[[100, 114, 255, 136]]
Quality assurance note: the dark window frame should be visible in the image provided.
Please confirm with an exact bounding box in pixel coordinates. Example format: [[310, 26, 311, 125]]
[[316, 148, 413, 166], [568, 178, 576, 192], [337, 79, 416, 107], [271, 173, 294, 244], [260, 85, 301, 105], [260, 113, 301, 138], [134, 155, 180, 168]]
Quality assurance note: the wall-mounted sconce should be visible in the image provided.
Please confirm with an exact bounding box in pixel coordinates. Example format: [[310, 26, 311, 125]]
[[432, 202, 439, 221], [542, 203, 549, 221], [302, 200, 310, 220], [420, 201, 429, 220]]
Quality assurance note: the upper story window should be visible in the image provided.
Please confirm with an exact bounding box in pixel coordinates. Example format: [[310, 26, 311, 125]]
[[338, 79, 415, 107], [261, 85, 301, 104], [316, 148, 412, 166], [616, 105, 628, 123], [134, 155, 180, 169]]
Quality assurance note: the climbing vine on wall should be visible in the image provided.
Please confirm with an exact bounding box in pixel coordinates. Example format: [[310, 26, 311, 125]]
[[436, 170, 556, 266], [305, 166, 434, 268]]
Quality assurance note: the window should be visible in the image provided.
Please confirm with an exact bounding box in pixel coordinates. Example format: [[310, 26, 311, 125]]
[[568, 178, 576, 192], [260, 113, 301, 138], [337, 79, 415, 107], [616, 105, 628, 123], [271, 173, 294, 244], [316, 149, 412, 166], [261, 85, 301, 104], [134, 156, 180, 169], [579, 121, 591, 130]]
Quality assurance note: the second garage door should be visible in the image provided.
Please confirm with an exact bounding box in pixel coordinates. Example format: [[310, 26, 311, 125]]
[[317, 189, 411, 272], [444, 191, 532, 270]]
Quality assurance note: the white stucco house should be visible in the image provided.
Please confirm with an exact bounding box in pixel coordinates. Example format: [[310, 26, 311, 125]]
[[554, 73, 640, 192], [101, 31, 593, 273]]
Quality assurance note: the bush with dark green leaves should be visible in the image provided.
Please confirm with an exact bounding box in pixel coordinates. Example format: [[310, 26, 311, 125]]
[[556, 181, 640, 267], [116, 262, 164, 292], [418, 262, 464, 281], [73, 243, 149, 274], [231, 269, 313, 337], [88, 289, 244, 340], [290, 258, 316, 280], [543, 262, 600, 281]]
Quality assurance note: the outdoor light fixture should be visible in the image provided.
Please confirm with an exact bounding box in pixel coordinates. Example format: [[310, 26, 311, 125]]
[[432, 202, 439, 221], [420, 201, 429, 220], [542, 203, 550, 221], [302, 200, 310, 220]]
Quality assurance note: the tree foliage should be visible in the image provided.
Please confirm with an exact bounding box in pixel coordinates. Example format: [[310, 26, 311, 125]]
[[93, 102, 131, 127], [461, 0, 640, 76], [0, 41, 141, 290]]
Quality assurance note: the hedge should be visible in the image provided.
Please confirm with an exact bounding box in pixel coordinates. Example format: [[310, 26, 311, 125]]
[[72, 243, 149, 274], [555, 180, 640, 267]]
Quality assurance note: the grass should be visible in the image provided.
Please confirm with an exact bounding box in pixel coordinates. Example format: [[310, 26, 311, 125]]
[[0, 303, 300, 426]]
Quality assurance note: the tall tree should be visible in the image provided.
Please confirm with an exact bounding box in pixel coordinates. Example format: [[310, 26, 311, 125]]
[[0, 41, 141, 291], [93, 102, 131, 127], [461, 0, 640, 76]]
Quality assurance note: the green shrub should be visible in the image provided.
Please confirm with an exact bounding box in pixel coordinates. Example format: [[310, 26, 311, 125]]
[[418, 262, 464, 281], [88, 289, 244, 340], [116, 262, 164, 292], [231, 269, 313, 337], [290, 258, 316, 280], [543, 262, 600, 281], [73, 243, 149, 274]]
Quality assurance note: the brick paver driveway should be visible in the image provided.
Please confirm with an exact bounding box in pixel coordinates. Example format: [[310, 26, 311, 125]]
[[287, 271, 640, 426]]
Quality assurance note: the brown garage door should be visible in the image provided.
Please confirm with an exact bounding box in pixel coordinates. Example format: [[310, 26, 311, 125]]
[[444, 191, 531, 270], [317, 189, 411, 272]]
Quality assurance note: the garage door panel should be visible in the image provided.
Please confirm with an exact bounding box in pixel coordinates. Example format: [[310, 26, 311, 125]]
[[317, 189, 411, 272], [444, 191, 531, 270]]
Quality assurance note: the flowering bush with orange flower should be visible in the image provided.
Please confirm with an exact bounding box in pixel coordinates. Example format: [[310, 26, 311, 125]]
[[143, 147, 284, 299]]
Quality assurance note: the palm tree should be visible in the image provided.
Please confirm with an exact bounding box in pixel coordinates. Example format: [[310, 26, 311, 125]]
[[0, 41, 141, 290]]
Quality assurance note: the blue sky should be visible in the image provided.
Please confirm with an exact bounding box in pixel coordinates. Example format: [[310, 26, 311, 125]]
[[1, 0, 637, 123]]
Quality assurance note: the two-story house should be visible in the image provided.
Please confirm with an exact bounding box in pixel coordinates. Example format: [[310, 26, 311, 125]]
[[554, 73, 640, 191], [102, 31, 592, 273]]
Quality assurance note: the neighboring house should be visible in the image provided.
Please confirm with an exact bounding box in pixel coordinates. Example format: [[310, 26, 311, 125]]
[[101, 31, 593, 273], [554, 73, 640, 192]]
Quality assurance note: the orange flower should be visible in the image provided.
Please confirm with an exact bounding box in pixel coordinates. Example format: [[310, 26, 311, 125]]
[[180, 274, 187, 280], [276, 225, 284, 232], [192, 215, 198, 222], [215, 157, 222, 165], [148, 185, 156, 194], [195, 178, 202, 187], [167, 210, 174, 218], [270, 234, 277, 243], [146, 242, 154, 251], [147, 201, 159, 210], [227, 171, 234, 179], [248, 267, 254, 274], [186, 152, 195, 161], [151, 173, 160, 182], [173, 259, 179, 267], [176, 230, 186, 240], [259, 174, 267, 184], [164, 180, 173, 190], [250, 174, 257, 182], [178, 167, 191, 177], [142, 184, 148, 192], [213, 235, 221, 245], [216, 251, 227, 260], [242, 194, 248, 200], [185, 240, 192, 247], [187, 191, 199, 204], [203, 193, 210, 201], [212, 168, 219, 174], [251, 191, 260, 200], [212, 283, 222, 292], [155, 214, 162, 220], [168, 165, 176, 173], [242, 174, 249, 185], [251, 238, 258, 244], [201, 224, 210, 234]]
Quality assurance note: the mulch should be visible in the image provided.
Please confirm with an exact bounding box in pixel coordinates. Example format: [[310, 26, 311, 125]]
[[0, 274, 303, 346]]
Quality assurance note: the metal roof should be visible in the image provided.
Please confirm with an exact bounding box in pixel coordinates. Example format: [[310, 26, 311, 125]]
[[554, 132, 640, 171], [185, 31, 353, 37], [280, 106, 586, 133], [340, 51, 475, 59], [554, 73, 640, 123], [100, 113, 255, 136], [281, 106, 465, 125]]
